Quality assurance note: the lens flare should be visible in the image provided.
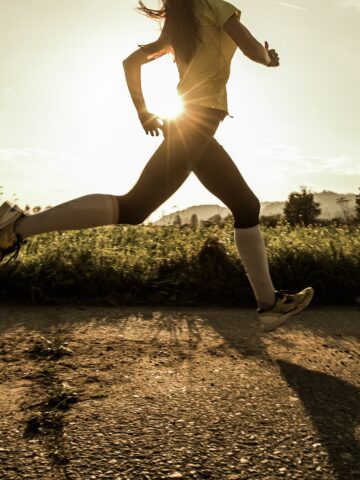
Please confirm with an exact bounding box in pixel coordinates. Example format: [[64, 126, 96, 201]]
[[157, 95, 184, 120], [142, 54, 184, 120]]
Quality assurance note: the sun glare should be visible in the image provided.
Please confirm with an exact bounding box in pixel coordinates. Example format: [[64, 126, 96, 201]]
[[142, 55, 184, 120], [157, 94, 184, 120]]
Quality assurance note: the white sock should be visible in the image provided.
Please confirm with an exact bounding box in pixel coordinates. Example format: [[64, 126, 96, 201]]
[[15, 194, 119, 240], [234, 225, 276, 309]]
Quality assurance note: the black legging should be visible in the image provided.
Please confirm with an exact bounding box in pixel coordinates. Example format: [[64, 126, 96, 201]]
[[117, 105, 260, 228]]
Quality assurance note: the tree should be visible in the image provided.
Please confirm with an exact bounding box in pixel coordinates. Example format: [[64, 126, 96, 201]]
[[172, 214, 182, 226], [190, 213, 199, 228], [283, 187, 321, 226], [207, 214, 222, 226], [356, 188, 360, 222], [336, 196, 351, 224]]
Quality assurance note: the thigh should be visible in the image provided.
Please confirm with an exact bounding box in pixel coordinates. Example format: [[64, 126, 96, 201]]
[[118, 140, 190, 224], [193, 139, 260, 222], [162, 106, 224, 168], [118, 108, 224, 224]]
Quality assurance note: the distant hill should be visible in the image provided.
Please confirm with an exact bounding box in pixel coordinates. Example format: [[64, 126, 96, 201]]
[[261, 191, 357, 220], [153, 205, 230, 226], [313, 191, 356, 219], [152, 191, 357, 225]]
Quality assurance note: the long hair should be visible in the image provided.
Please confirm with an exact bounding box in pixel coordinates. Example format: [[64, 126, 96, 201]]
[[138, 0, 200, 64]]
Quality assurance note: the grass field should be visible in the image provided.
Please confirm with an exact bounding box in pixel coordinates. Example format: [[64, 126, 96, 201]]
[[1, 222, 359, 305]]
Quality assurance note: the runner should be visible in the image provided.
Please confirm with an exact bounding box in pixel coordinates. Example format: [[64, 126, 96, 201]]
[[0, 0, 314, 331]]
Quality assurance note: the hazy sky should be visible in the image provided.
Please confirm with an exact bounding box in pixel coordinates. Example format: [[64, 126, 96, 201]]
[[1, 0, 359, 220]]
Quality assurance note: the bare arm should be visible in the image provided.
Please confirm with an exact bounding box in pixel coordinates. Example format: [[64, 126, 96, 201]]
[[123, 46, 167, 136], [223, 14, 279, 67]]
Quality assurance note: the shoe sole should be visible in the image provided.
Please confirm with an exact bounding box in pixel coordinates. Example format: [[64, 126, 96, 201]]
[[260, 287, 315, 333]]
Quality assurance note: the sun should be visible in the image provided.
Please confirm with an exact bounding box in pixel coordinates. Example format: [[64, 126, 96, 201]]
[[142, 54, 184, 120], [156, 94, 184, 120]]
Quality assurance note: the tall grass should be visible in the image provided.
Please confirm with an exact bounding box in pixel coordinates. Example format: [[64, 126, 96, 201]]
[[1, 223, 359, 305]]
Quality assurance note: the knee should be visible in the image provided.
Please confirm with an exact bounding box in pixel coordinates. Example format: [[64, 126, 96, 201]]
[[120, 213, 148, 225], [251, 195, 261, 219], [116, 195, 150, 225], [233, 194, 260, 229]]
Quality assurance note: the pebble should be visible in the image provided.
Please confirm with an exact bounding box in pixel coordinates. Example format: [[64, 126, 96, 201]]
[[1, 310, 359, 480], [168, 473, 183, 479]]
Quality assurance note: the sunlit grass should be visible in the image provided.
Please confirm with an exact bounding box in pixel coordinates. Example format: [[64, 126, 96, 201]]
[[1, 222, 359, 305]]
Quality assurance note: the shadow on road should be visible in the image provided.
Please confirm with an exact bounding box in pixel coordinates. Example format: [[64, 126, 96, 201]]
[[1, 305, 360, 479], [202, 310, 360, 480], [278, 360, 360, 480]]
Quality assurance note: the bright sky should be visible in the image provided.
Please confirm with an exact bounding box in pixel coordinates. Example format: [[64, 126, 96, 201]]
[[1, 0, 359, 220]]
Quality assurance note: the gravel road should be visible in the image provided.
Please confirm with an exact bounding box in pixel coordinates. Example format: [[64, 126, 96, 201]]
[[0, 305, 359, 480]]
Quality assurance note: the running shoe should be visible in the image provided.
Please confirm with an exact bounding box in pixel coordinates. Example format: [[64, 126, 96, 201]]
[[257, 287, 314, 332], [0, 201, 25, 264]]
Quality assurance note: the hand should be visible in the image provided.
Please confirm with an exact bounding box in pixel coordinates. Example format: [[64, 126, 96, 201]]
[[265, 41, 280, 67], [138, 110, 163, 136]]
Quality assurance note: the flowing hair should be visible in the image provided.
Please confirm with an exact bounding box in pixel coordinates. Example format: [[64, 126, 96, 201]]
[[137, 0, 200, 64]]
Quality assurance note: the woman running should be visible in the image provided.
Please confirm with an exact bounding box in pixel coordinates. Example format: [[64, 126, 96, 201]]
[[0, 0, 313, 331]]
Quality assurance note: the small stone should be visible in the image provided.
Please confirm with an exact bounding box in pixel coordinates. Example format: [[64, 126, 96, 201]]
[[168, 473, 183, 479]]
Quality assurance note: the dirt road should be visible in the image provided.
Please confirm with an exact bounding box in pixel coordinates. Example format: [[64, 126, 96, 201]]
[[0, 305, 359, 480]]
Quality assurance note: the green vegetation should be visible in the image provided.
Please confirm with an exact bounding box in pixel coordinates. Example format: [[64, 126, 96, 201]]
[[23, 345, 78, 468], [356, 188, 360, 221], [27, 336, 73, 359], [284, 187, 322, 226], [1, 222, 359, 305]]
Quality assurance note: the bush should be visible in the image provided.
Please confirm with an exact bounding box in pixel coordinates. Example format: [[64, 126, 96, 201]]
[[0, 223, 359, 305], [284, 187, 321, 226], [260, 214, 282, 227]]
